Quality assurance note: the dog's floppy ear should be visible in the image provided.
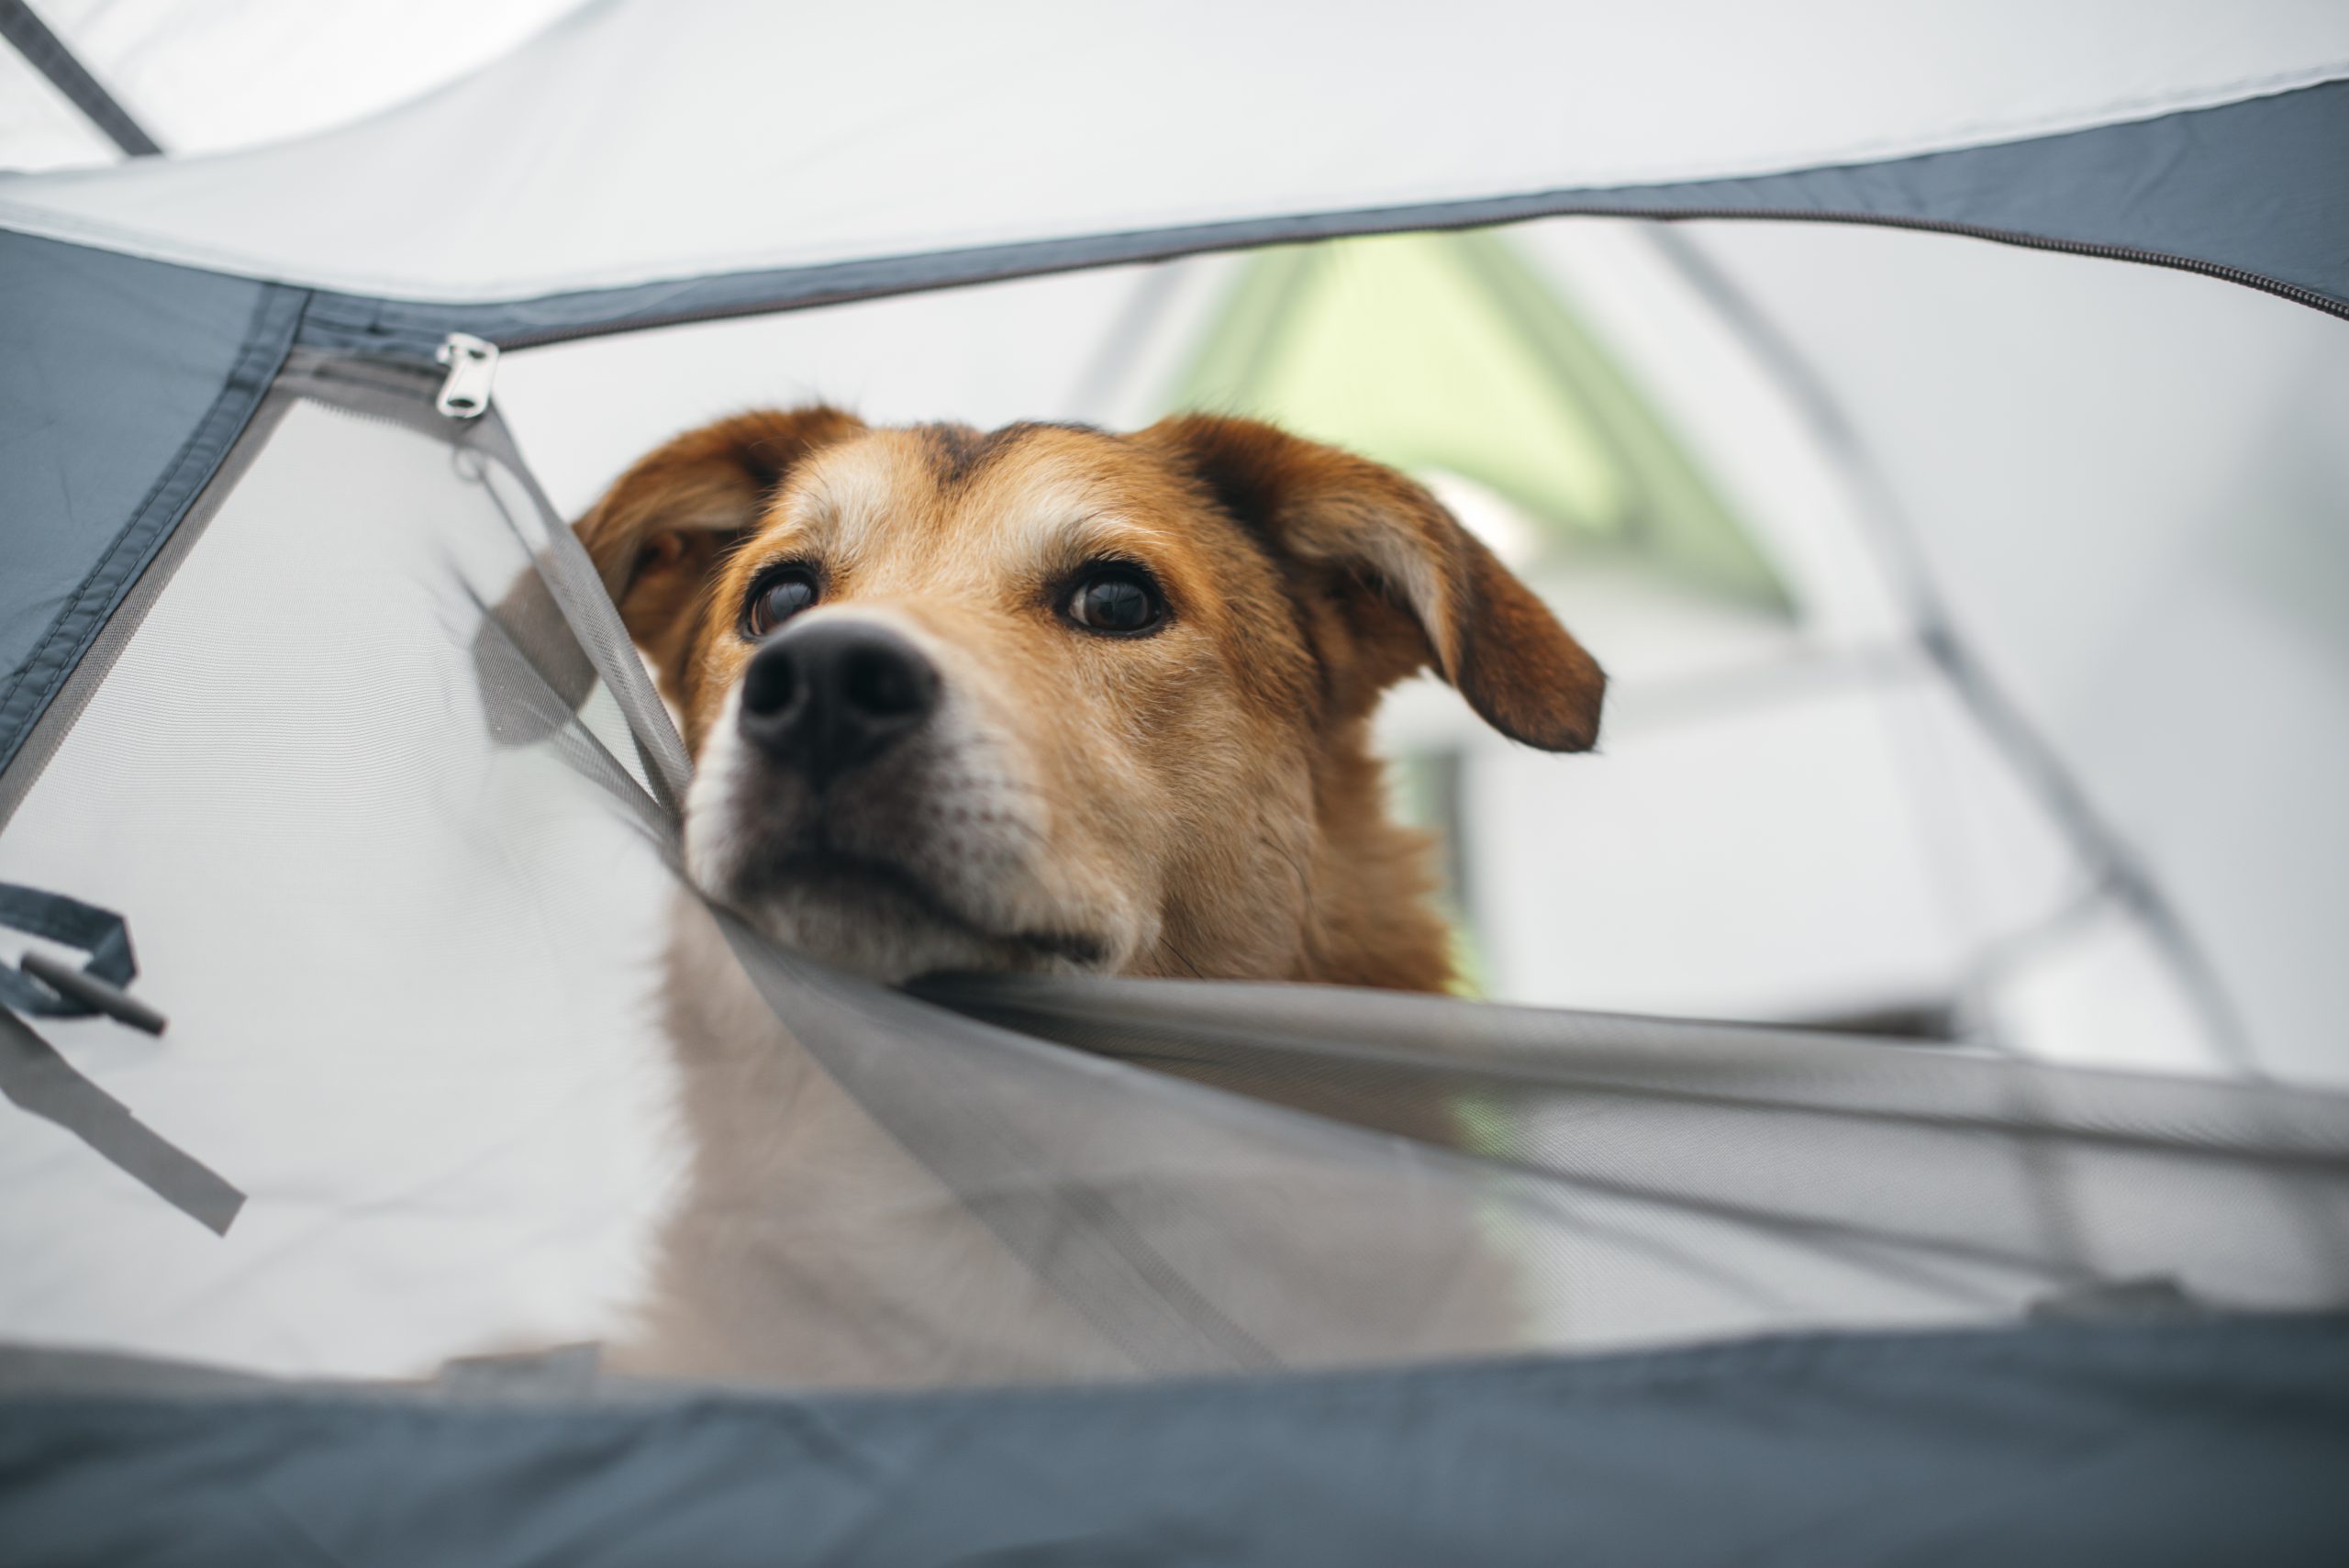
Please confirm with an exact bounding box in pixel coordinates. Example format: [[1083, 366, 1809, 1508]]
[[1147, 415, 1604, 751], [574, 406, 864, 686]]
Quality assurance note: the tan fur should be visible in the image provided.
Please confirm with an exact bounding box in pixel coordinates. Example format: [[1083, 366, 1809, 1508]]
[[579, 406, 1603, 992]]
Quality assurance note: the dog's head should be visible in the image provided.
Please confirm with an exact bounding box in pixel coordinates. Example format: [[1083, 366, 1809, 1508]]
[[578, 407, 1603, 985]]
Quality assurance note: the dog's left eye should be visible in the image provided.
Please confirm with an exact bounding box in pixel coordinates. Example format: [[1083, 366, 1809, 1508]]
[[1064, 567, 1164, 635], [743, 567, 820, 638]]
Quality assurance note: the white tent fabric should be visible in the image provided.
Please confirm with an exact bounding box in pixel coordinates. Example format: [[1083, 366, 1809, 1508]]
[[1704, 222, 2349, 1085], [0, 23, 115, 172], [4, 0, 2347, 298], [0, 0, 584, 170]]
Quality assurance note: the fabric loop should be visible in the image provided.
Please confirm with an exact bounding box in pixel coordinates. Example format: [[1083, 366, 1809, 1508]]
[[0, 882, 137, 1018]]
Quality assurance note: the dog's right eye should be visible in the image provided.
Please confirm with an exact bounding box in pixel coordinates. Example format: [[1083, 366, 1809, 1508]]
[[1064, 566, 1165, 636], [743, 567, 820, 638]]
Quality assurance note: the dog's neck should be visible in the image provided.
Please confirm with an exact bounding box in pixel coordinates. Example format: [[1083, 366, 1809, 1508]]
[[1294, 719, 1456, 992], [1136, 715, 1455, 993]]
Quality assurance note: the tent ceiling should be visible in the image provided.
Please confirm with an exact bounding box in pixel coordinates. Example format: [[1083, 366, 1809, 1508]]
[[1, 0, 2344, 303], [0, 0, 584, 169], [0, 23, 116, 172]]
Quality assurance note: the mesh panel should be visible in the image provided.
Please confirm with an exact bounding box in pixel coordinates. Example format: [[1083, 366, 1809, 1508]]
[[0, 380, 683, 1378], [2, 361, 2345, 1393]]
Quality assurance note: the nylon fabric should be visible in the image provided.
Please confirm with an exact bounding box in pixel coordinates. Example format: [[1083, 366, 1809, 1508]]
[[2, 1, 2344, 303], [0, 230, 301, 786], [3, 1317, 2346, 1565], [279, 75, 2349, 365], [0, 0, 162, 157]]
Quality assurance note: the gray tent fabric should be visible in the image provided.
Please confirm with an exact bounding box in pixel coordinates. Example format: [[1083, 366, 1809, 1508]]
[[286, 73, 2349, 367], [4, 1315, 2347, 1566], [0, 229, 299, 786]]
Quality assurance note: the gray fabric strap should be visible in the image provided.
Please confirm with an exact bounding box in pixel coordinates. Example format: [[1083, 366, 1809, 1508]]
[[0, 881, 134, 1018], [0, 1007, 242, 1235]]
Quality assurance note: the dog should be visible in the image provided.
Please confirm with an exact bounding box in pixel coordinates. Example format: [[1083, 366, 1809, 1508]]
[[577, 406, 1603, 992], [573, 407, 1605, 1385]]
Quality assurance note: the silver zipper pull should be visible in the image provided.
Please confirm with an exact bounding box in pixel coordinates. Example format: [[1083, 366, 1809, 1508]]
[[434, 332, 498, 419]]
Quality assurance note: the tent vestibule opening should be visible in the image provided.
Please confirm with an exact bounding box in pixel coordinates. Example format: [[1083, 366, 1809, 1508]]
[[5, 4, 2348, 1557]]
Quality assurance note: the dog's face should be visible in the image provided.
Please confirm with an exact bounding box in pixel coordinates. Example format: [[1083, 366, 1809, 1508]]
[[577, 409, 1602, 986]]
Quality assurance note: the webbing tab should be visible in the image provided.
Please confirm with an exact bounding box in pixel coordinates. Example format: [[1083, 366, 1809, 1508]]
[[0, 881, 141, 1022]]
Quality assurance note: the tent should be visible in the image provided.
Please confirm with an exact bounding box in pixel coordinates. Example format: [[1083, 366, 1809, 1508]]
[[5, 1, 2349, 1559]]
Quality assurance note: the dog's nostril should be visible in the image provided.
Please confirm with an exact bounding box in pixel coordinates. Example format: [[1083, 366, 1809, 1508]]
[[741, 645, 798, 717], [842, 646, 929, 717], [737, 621, 939, 777]]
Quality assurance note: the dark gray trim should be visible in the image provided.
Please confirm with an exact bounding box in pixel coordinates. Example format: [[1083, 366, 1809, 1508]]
[[0, 393, 292, 835], [0, 272, 303, 795], [0, 0, 161, 158], [295, 75, 2349, 367], [3, 1316, 2345, 1564]]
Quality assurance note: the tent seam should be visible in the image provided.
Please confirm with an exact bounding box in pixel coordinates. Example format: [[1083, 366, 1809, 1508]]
[[4, 72, 2346, 309], [0, 283, 305, 782], [1, 1313, 2343, 1423]]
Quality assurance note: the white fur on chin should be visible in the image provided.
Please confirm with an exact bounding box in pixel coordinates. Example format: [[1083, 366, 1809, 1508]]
[[680, 680, 1130, 984]]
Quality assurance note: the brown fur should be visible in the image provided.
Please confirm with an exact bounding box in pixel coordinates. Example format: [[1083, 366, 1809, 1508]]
[[577, 406, 1602, 992]]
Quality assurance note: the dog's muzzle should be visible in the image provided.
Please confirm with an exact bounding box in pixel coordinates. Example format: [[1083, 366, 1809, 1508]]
[[738, 619, 940, 788]]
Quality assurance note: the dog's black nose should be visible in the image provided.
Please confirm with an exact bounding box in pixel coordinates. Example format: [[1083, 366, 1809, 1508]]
[[738, 619, 939, 783]]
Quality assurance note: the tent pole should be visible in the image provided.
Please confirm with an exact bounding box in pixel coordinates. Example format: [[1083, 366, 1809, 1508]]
[[1639, 224, 2258, 1076], [1064, 261, 1189, 424], [0, 0, 162, 158]]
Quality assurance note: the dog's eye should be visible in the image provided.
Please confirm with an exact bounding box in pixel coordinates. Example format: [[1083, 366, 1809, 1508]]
[[1064, 567, 1164, 636], [744, 567, 820, 638]]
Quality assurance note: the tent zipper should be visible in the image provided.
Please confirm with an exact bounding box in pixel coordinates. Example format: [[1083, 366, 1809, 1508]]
[[433, 333, 498, 418]]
